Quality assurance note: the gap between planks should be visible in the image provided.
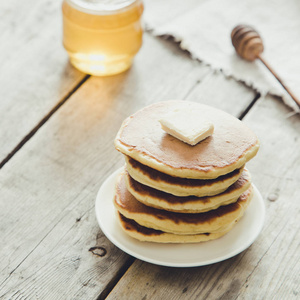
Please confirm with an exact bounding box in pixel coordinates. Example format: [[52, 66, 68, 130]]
[[0, 75, 90, 170], [96, 256, 136, 300], [238, 93, 261, 120]]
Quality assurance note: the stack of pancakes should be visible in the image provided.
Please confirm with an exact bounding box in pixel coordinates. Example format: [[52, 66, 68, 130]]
[[113, 101, 259, 243]]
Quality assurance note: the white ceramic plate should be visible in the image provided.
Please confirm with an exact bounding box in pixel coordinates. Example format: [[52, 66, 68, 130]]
[[95, 168, 265, 267]]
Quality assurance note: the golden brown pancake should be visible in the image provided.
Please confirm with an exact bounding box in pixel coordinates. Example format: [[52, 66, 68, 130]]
[[125, 156, 244, 197], [115, 101, 259, 179], [114, 173, 253, 235], [124, 168, 252, 213], [117, 213, 238, 243]]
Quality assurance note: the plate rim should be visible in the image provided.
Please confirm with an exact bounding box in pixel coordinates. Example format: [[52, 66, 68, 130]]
[[95, 167, 265, 267]]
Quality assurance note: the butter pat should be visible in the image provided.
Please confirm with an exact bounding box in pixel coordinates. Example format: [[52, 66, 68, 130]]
[[159, 108, 214, 146]]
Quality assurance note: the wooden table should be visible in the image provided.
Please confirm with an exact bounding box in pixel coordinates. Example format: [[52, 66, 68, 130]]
[[1, 1, 299, 299]]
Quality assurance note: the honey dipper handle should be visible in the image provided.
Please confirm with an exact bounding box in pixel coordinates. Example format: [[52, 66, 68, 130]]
[[258, 55, 300, 109]]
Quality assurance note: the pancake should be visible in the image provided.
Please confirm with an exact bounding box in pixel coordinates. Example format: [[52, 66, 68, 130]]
[[125, 156, 244, 197], [114, 173, 253, 235], [124, 168, 252, 213], [117, 213, 238, 243], [115, 101, 259, 179]]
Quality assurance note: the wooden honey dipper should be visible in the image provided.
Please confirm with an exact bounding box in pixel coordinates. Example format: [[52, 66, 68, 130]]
[[231, 24, 300, 109]]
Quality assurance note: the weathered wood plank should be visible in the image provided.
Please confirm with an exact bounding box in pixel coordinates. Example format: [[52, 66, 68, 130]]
[[0, 0, 86, 164], [105, 96, 300, 300], [237, 96, 300, 300], [0, 34, 213, 299], [184, 70, 257, 117]]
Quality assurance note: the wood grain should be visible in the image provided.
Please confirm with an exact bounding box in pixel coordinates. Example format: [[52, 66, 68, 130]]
[[0, 34, 213, 299], [185, 70, 257, 118], [105, 96, 300, 300], [0, 0, 86, 165]]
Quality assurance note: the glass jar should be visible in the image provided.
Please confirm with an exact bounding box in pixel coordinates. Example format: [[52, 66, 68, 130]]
[[62, 0, 144, 76]]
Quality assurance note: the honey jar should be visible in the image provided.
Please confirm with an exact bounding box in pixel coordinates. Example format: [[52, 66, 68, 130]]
[[62, 0, 144, 76]]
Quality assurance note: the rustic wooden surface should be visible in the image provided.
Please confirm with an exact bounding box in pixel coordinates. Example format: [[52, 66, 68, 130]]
[[0, 0, 87, 166], [0, 1, 299, 299]]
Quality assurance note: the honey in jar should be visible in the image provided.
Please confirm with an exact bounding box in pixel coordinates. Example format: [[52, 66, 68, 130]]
[[62, 0, 144, 76]]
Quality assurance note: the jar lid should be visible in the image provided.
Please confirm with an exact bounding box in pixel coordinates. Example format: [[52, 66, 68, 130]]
[[65, 0, 139, 15]]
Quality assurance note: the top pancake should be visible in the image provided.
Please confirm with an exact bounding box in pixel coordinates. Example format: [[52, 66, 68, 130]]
[[115, 101, 259, 179]]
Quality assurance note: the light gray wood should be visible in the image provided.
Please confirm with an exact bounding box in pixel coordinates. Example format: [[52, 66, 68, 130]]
[[0, 0, 86, 164], [185, 69, 257, 117], [0, 34, 213, 299], [105, 96, 300, 300]]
